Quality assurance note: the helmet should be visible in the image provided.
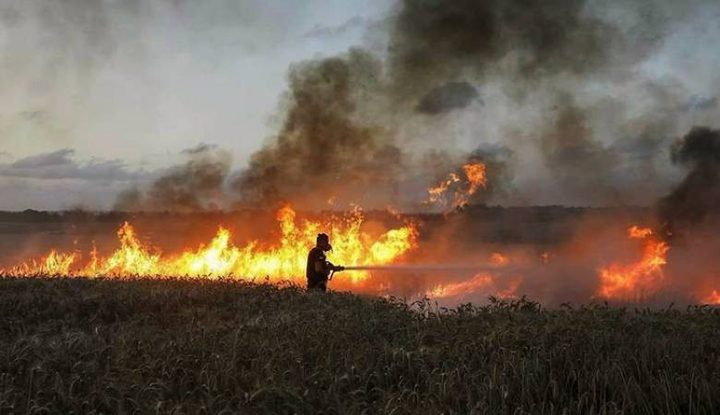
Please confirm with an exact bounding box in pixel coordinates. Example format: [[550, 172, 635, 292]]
[[316, 233, 332, 251]]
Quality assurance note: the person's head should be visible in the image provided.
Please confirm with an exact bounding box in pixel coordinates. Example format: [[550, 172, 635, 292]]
[[316, 233, 332, 251]]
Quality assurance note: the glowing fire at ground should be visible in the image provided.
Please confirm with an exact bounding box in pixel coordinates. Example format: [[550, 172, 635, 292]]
[[428, 252, 520, 300], [596, 226, 669, 301], [427, 162, 487, 210], [1, 205, 418, 285], [428, 273, 521, 301], [702, 290, 720, 305]]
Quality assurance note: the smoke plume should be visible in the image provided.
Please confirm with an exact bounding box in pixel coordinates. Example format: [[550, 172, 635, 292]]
[[230, 0, 708, 210], [233, 50, 405, 209], [115, 145, 231, 212], [88, 0, 720, 212], [387, 0, 627, 104], [416, 82, 480, 115], [660, 127, 720, 231]]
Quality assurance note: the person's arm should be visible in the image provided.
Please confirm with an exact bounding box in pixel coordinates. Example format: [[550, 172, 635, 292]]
[[314, 259, 331, 277]]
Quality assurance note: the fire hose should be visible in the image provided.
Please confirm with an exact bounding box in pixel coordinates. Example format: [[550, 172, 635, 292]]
[[328, 263, 526, 280]]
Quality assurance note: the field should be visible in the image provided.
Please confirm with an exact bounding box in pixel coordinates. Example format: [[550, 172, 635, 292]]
[[1, 277, 719, 414]]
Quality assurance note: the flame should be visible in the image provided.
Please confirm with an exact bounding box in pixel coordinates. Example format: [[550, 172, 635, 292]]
[[596, 226, 669, 301], [427, 162, 487, 210], [427, 173, 461, 205], [1, 205, 418, 285], [463, 162, 487, 195], [701, 290, 720, 305], [13, 250, 77, 276], [497, 277, 522, 299], [490, 252, 509, 266], [628, 225, 653, 239], [429, 273, 494, 298], [428, 272, 522, 300]]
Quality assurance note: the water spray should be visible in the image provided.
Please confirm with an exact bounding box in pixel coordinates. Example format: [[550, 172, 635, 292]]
[[340, 264, 526, 273]]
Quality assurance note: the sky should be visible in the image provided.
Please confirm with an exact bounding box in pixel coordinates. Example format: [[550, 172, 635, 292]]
[[0, 0, 719, 211], [0, 0, 392, 210]]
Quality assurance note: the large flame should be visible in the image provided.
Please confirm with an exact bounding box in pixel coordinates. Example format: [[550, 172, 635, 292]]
[[427, 162, 487, 210], [1, 205, 418, 285], [596, 226, 669, 301]]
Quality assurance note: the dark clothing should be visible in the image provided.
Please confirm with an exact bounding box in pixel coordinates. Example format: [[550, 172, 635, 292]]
[[306, 276, 328, 292], [306, 247, 330, 291]]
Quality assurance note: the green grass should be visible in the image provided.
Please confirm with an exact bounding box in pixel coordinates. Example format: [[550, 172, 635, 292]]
[[1, 277, 719, 414]]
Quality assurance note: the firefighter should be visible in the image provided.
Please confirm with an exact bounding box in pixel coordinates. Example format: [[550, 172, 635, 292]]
[[306, 233, 344, 291]]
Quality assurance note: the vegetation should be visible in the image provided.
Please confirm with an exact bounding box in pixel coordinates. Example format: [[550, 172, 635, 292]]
[[1, 277, 719, 414]]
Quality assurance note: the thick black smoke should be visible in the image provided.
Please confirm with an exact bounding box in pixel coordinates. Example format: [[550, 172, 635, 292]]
[[233, 50, 404, 209], [416, 82, 479, 115], [660, 127, 720, 231], [232, 0, 641, 208], [388, 0, 626, 107], [115, 144, 231, 212], [110, 0, 716, 211]]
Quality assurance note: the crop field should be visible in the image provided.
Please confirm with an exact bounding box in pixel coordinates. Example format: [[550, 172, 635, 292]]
[[1, 277, 719, 414]]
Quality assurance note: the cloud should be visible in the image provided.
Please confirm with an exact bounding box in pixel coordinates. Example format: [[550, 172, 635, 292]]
[[0, 149, 135, 181]]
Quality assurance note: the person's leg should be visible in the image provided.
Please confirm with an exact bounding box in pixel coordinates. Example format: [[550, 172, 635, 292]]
[[307, 278, 328, 292]]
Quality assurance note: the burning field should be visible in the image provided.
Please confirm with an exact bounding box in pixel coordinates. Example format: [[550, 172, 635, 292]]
[[2, 144, 720, 307], [3, 132, 720, 308], [1, 165, 719, 308], [3, 0, 719, 309], [3, 0, 720, 412]]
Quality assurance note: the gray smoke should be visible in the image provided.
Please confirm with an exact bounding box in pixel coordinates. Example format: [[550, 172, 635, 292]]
[[87, 0, 719, 211], [416, 82, 480, 115], [232, 50, 404, 209], [115, 145, 231, 212], [387, 0, 628, 104], [660, 127, 720, 232], [231, 0, 719, 210]]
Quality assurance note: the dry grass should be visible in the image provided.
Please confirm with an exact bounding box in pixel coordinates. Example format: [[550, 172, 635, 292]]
[[1, 276, 719, 414]]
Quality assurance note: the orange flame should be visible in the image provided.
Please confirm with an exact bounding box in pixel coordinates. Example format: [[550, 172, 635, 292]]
[[596, 226, 669, 301], [463, 162, 487, 196], [428, 271, 522, 301], [427, 162, 487, 210], [628, 225, 653, 239], [490, 252, 509, 266], [427, 173, 461, 205], [702, 290, 720, 305], [429, 273, 494, 298], [1, 205, 418, 285], [427, 250, 518, 301]]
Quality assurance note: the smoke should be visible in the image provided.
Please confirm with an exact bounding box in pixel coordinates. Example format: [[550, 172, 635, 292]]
[[22, 0, 712, 211], [232, 50, 406, 209], [416, 82, 480, 115], [229, 0, 719, 210], [660, 127, 720, 231], [539, 95, 621, 205], [115, 145, 231, 212], [387, 0, 627, 103]]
